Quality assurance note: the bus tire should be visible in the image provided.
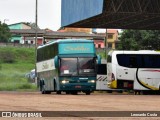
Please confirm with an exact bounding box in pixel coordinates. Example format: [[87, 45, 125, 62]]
[[134, 90, 141, 95], [71, 91, 78, 95], [107, 90, 112, 93], [54, 79, 56, 91], [41, 85, 46, 94], [56, 91, 61, 94], [39, 80, 42, 91], [85, 91, 91, 95], [66, 91, 70, 94]]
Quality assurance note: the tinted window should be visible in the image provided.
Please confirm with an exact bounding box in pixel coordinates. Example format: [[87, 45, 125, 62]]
[[116, 54, 160, 68], [79, 58, 96, 75], [97, 64, 107, 75], [37, 44, 58, 62], [143, 55, 160, 68], [60, 58, 78, 76]]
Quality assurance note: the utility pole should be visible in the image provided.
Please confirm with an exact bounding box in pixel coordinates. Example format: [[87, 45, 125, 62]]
[[35, 0, 38, 86], [105, 29, 108, 59], [3, 19, 9, 24]]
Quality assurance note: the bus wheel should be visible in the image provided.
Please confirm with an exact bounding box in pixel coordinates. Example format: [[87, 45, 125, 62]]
[[71, 91, 78, 95], [107, 90, 112, 93], [56, 91, 61, 94], [41, 85, 46, 94], [39, 80, 42, 91], [85, 91, 91, 95], [46, 91, 51, 94], [66, 91, 70, 94]]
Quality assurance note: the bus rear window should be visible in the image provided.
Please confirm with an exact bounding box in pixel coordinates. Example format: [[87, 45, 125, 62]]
[[97, 64, 107, 75], [116, 54, 160, 68]]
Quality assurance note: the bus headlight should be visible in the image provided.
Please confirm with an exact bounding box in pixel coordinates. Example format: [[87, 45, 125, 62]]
[[61, 80, 69, 84], [88, 80, 95, 83]]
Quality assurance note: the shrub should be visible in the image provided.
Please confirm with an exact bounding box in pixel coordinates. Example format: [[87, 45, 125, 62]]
[[0, 51, 15, 63]]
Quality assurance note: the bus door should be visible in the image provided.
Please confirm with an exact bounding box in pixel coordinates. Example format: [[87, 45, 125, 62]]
[[96, 64, 108, 90]]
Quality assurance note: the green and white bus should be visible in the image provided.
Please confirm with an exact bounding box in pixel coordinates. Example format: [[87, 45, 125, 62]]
[[37, 39, 101, 95]]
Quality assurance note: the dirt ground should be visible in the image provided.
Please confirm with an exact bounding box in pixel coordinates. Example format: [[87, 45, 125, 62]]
[[0, 91, 160, 120]]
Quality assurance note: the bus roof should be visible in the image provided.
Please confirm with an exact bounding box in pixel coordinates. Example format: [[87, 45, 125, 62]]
[[38, 39, 93, 49], [108, 50, 160, 55]]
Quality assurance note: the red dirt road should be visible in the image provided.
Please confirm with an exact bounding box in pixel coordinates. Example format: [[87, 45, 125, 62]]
[[0, 91, 159, 120]]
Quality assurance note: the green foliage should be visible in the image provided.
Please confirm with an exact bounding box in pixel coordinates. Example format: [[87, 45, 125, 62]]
[[117, 30, 160, 50], [0, 47, 36, 91], [0, 50, 15, 63], [0, 47, 35, 63], [97, 51, 106, 59], [0, 21, 11, 42]]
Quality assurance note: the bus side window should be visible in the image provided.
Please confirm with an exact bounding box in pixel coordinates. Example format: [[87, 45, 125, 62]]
[[129, 56, 137, 68]]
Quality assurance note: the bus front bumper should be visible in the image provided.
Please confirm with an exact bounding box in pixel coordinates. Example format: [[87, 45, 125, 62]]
[[60, 84, 96, 91]]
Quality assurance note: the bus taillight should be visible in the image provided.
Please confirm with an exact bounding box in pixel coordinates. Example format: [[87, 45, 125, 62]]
[[128, 83, 133, 88]]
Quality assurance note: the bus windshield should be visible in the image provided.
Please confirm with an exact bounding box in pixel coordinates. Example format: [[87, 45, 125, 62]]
[[60, 57, 96, 76], [79, 58, 96, 75]]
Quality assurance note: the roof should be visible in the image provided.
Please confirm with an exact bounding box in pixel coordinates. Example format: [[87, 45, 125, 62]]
[[10, 29, 105, 39], [38, 39, 94, 49], [62, 0, 160, 30], [108, 50, 160, 55], [8, 22, 29, 26]]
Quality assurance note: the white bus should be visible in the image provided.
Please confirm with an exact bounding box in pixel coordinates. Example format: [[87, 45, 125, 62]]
[[107, 50, 160, 93], [96, 59, 122, 93]]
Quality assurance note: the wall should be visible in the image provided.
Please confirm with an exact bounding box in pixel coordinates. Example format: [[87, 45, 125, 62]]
[[107, 29, 119, 49], [9, 24, 22, 29]]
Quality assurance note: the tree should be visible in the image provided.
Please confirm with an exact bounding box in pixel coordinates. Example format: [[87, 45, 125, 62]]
[[117, 30, 160, 50], [0, 21, 11, 43]]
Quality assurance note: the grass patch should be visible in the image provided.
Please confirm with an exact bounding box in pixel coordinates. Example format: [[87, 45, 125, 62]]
[[0, 47, 37, 91]]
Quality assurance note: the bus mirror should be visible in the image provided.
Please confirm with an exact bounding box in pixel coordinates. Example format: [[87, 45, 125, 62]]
[[97, 55, 101, 64], [54, 56, 59, 68]]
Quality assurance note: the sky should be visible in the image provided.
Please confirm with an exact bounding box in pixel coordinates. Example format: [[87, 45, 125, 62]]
[[0, 0, 61, 31]]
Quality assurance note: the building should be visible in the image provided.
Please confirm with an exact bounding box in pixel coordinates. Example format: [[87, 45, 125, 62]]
[[8, 22, 43, 44], [8, 22, 31, 44], [58, 27, 106, 48], [58, 27, 92, 33], [58, 27, 119, 49], [106, 29, 119, 49], [93, 29, 119, 49]]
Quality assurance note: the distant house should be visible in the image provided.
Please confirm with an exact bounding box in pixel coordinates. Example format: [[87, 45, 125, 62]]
[[8, 22, 44, 44], [92, 29, 119, 49], [107, 29, 119, 49], [8, 22, 32, 44], [58, 27, 106, 48], [58, 27, 92, 33]]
